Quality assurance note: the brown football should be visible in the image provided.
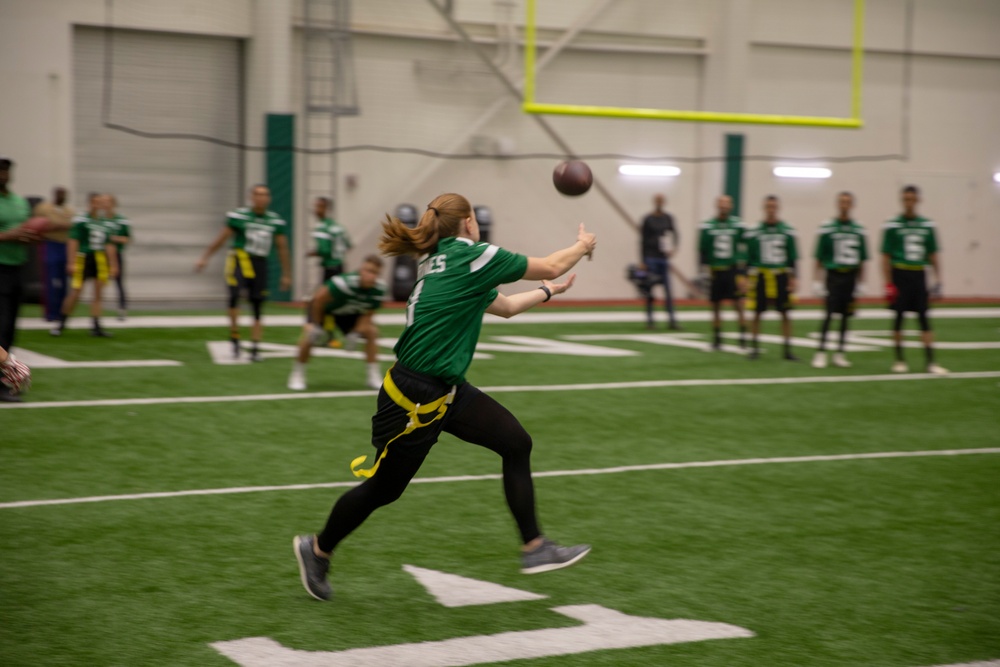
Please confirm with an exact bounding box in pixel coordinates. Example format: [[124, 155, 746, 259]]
[[552, 160, 593, 196]]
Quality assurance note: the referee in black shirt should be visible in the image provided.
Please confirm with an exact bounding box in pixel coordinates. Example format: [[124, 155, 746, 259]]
[[640, 194, 680, 329]]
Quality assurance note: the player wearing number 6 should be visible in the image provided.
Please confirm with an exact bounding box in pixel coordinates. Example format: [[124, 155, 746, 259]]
[[195, 184, 291, 362], [811, 192, 868, 369], [744, 195, 798, 361], [880, 185, 946, 374]]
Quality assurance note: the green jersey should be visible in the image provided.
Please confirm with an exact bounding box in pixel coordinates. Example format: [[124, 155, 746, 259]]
[[814, 219, 868, 270], [745, 221, 798, 269], [881, 215, 938, 268], [698, 216, 746, 268], [226, 207, 286, 257], [312, 217, 352, 269], [106, 213, 131, 253], [325, 271, 387, 315], [395, 237, 528, 385], [69, 213, 115, 254], [0, 190, 30, 266]]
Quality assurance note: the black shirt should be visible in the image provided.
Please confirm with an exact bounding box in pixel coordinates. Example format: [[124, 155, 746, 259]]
[[640, 211, 678, 258]]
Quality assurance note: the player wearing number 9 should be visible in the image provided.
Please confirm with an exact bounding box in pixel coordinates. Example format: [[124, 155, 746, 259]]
[[880, 185, 946, 374], [196, 184, 292, 362]]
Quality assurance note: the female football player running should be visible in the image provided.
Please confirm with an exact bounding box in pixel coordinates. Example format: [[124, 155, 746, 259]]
[[294, 193, 597, 600]]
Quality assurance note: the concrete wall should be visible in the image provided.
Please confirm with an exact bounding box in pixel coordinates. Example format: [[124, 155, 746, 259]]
[[1, 0, 997, 300]]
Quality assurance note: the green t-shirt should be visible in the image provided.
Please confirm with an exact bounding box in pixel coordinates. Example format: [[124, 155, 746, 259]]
[[814, 219, 868, 270], [0, 191, 30, 266], [106, 214, 131, 253], [69, 214, 115, 254], [698, 216, 746, 268], [745, 221, 798, 269], [395, 237, 529, 385], [881, 215, 938, 268], [325, 271, 387, 315], [226, 208, 286, 258], [312, 218, 352, 269]]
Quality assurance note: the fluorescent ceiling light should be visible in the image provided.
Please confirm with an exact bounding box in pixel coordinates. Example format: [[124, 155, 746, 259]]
[[994, 172, 1000, 184], [773, 166, 832, 179], [618, 164, 681, 177]]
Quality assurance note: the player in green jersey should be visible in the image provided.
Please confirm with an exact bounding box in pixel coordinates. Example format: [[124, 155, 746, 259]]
[[196, 184, 292, 362], [744, 195, 798, 361], [50, 193, 120, 337], [698, 195, 748, 349], [288, 255, 386, 391], [294, 193, 597, 601], [104, 194, 132, 320], [307, 196, 352, 280], [811, 192, 868, 369], [881, 185, 946, 374]]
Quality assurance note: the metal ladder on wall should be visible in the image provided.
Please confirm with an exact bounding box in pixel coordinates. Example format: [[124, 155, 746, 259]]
[[302, 0, 358, 221]]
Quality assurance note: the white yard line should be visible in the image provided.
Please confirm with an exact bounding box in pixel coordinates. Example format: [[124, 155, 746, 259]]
[[1, 447, 997, 510], [4, 370, 999, 410], [15, 307, 1000, 330]]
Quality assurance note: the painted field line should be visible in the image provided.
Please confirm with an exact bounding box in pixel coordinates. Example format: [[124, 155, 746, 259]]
[[4, 370, 1000, 410], [2, 448, 997, 510]]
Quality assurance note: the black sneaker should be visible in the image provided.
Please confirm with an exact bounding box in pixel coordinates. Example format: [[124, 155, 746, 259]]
[[231, 339, 240, 359], [90, 328, 112, 338], [0, 387, 22, 403], [521, 537, 591, 574], [784, 352, 800, 362], [748, 350, 760, 361], [249, 350, 262, 363], [293, 535, 332, 601]]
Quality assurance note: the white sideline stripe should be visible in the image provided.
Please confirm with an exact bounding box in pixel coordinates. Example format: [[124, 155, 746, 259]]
[[1, 448, 997, 510], [4, 370, 999, 410], [16, 307, 1000, 330]]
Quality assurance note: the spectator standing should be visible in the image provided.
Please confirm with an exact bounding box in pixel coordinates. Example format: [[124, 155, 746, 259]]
[[639, 194, 680, 329], [32, 186, 75, 321]]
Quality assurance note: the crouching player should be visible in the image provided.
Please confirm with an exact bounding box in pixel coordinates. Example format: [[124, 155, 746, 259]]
[[288, 255, 386, 391]]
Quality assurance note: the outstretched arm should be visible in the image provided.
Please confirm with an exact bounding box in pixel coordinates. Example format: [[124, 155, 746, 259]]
[[195, 227, 234, 272], [486, 275, 576, 319], [523, 224, 596, 281]]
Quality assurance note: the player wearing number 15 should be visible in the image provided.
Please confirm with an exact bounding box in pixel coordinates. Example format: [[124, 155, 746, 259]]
[[744, 196, 798, 361], [811, 191, 868, 369], [195, 184, 291, 362], [880, 185, 946, 374], [293, 193, 596, 602]]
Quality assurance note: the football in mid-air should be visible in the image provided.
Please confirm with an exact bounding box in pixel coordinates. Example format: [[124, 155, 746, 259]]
[[552, 160, 593, 196]]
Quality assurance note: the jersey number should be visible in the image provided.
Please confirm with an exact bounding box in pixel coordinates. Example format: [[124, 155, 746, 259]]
[[833, 237, 860, 265], [903, 234, 925, 262], [245, 228, 273, 256], [713, 234, 733, 260], [406, 280, 425, 327], [88, 228, 107, 247], [760, 236, 786, 265]]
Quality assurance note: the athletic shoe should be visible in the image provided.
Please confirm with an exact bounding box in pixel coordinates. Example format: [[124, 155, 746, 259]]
[[366, 366, 383, 390], [288, 370, 307, 391], [784, 352, 800, 362], [927, 363, 949, 375], [293, 534, 332, 601], [90, 328, 112, 338], [49, 326, 62, 337], [891, 361, 909, 373], [832, 352, 852, 368], [231, 339, 240, 359], [117, 309, 127, 321], [344, 332, 362, 352], [0, 387, 22, 403], [249, 350, 262, 363], [521, 537, 591, 575], [811, 352, 828, 369], [747, 350, 760, 361]]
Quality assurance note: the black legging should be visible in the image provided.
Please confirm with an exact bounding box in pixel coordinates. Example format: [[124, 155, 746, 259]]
[[317, 390, 540, 552]]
